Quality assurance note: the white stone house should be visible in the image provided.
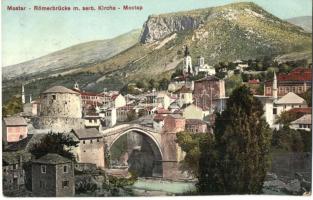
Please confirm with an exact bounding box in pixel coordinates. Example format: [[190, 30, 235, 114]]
[[273, 92, 307, 116], [290, 114, 312, 131]]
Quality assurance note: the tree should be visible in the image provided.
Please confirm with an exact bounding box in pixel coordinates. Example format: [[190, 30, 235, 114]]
[[2, 96, 23, 117], [126, 110, 137, 122], [158, 78, 170, 90], [276, 111, 304, 126], [198, 85, 272, 194], [271, 127, 304, 152], [299, 88, 312, 107], [24, 133, 79, 190], [30, 132, 79, 159], [176, 131, 213, 176]]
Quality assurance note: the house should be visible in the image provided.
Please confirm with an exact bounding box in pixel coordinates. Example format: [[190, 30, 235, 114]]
[[156, 92, 172, 109], [153, 114, 166, 132], [193, 76, 226, 111], [84, 115, 101, 130], [71, 128, 105, 168], [185, 119, 208, 133], [163, 114, 185, 133], [72, 82, 103, 106], [102, 93, 126, 109], [99, 108, 117, 127], [182, 104, 205, 120], [273, 92, 307, 116], [290, 114, 312, 131], [31, 153, 75, 197], [2, 151, 31, 194], [264, 67, 312, 97], [255, 92, 308, 129], [174, 86, 193, 105], [3, 117, 28, 143]]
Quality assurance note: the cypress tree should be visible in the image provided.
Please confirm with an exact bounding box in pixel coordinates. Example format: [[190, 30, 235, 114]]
[[198, 85, 272, 194]]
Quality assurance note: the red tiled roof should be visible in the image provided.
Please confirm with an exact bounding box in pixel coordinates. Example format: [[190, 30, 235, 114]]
[[288, 107, 312, 114], [156, 108, 171, 114], [72, 89, 102, 96], [277, 67, 312, 81], [248, 79, 260, 84]]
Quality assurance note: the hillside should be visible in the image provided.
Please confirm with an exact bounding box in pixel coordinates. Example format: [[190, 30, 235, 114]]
[[3, 2, 312, 102], [79, 2, 312, 81], [286, 16, 312, 33], [2, 29, 141, 80]]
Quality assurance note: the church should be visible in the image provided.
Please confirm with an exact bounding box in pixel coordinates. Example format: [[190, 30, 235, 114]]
[[182, 46, 215, 76]]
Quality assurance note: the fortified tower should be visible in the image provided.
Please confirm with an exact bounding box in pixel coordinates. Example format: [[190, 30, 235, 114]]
[[34, 86, 84, 132]]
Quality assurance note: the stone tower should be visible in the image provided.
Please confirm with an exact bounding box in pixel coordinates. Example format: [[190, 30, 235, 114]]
[[183, 46, 193, 75], [35, 86, 84, 132], [273, 71, 278, 99]]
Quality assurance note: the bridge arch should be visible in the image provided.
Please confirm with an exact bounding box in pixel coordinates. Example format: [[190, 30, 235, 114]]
[[108, 127, 163, 159]]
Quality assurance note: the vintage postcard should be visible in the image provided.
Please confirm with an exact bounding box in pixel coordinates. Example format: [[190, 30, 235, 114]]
[[1, 0, 312, 197]]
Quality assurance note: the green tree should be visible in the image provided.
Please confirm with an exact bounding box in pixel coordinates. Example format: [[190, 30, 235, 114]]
[[176, 131, 213, 176], [158, 78, 170, 90], [2, 96, 23, 117], [225, 74, 243, 96], [276, 111, 304, 126], [30, 132, 79, 159], [272, 127, 305, 152], [299, 88, 312, 107], [198, 85, 272, 194]]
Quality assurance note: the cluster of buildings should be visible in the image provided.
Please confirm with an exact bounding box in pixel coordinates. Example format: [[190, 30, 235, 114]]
[[2, 46, 312, 196]]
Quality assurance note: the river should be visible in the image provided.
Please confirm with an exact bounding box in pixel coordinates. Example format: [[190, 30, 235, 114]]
[[129, 178, 197, 196]]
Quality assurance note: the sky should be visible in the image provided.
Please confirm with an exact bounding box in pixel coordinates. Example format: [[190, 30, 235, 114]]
[[1, 0, 312, 66]]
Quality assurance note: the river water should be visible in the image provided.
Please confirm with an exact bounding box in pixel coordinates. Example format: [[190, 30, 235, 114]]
[[129, 178, 197, 196]]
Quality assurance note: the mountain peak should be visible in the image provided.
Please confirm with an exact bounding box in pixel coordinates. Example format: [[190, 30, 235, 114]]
[[139, 2, 282, 44]]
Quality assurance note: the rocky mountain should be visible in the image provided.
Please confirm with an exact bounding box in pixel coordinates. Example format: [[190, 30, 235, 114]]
[[80, 2, 311, 81], [286, 16, 312, 33], [2, 29, 141, 80], [3, 2, 312, 101]]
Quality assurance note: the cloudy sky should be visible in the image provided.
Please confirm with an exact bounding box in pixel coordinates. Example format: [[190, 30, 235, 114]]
[[2, 0, 312, 66]]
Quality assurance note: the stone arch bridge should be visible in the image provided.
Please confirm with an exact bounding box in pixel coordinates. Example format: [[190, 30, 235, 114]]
[[101, 123, 186, 179]]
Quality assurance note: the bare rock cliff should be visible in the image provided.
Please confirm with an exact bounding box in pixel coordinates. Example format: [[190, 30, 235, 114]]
[[140, 15, 205, 44]]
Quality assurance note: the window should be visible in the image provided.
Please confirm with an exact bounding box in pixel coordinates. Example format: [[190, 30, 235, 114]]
[[41, 165, 46, 173], [273, 108, 277, 115], [97, 138, 100, 142], [83, 140, 85, 144], [90, 140, 93, 144], [52, 95, 56, 100], [62, 180, 69, 188], [63, 165, 68, 173], [89, 119, 92, 123]]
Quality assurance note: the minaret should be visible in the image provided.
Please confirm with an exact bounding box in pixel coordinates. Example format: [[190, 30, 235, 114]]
[[273, 71, 277, 99], [74, 82, 80, 91], [22, 84, 25, 104], [183, 46, 193, 75], [29, 94, 32, 103]]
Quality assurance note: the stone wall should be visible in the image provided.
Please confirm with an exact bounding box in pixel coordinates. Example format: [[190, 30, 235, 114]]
[[40, 93, 82, 118], [32, 117, 84, 133], [75, 138, 105, 168], [32, 164, 57, 197], [55, 163, 75, 197]]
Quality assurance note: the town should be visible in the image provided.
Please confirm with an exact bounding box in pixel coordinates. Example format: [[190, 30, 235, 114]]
[[2, 46, 312, 196]]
